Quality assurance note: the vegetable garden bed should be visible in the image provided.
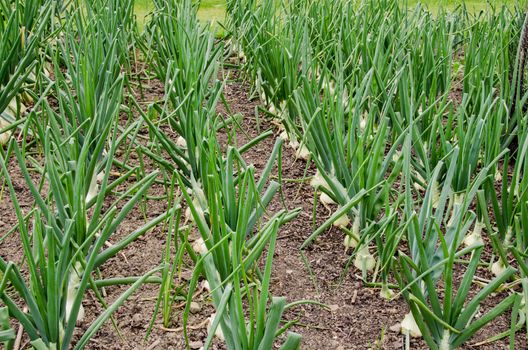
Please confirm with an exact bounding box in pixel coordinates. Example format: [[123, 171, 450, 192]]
[[1, 1, 528, 349]]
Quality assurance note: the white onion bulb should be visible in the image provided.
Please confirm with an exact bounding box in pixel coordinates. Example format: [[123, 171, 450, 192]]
[[401, 312, 421, 338], [354, 246, 376, 272]]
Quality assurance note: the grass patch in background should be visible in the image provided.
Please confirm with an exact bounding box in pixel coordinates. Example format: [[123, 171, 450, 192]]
[[197, 0, 226, 22], [134, 0, 153, 25], [135, 0, 225, 26]]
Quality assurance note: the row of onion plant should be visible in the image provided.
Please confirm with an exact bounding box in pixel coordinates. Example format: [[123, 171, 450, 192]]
[[225, 0, 528, 347], [139, 0, 306, 348], [0, 1, 171, 349]]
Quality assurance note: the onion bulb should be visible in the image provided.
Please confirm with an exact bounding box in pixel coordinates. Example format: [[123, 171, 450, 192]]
[[379, 284, 394, 299], [277, 129, 300, 150], [439, 330, 451, 350], [176, 136, 187, 148], [491, 260, 507, 277], [0, 117, 11, 146], [86, 172, 99, 204], [310, 171, 327, 189], [392, 150, 402, 163], [344, 216, 360, 251], [494, 169, 502, 182], [289, 137, 300, 150], [7, 98, 27, 116], [203, 280, 211, 292], [413, 171, 427, 192], [463, 221, 484, 247], [401, 312, 421, 338], [354, 246, 376, 272], [352, 216, 360, 237], [0, 99, 25, 145], [359, 113, 368, 132], [296, 144, 310, 160], [343, 234, 358, 251], [192, 237, 207, 255], [206, 313, 225, 341], [447, 193, 464, 229], [184, 190, 206, 223], [66, 262, 85, 324], [320, 192, 335, 205], [333, 212, 350, 228], [323, 78, 336, 96]]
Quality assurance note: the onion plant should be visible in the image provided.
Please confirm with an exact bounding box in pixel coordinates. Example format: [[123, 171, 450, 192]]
[[479, 129, 528, 276], [509, 140, 528, 342], [143, 0, 224, 185], [334, 0, 411, 94], [247, 0, 308, 113], [181, 134, 302, 349], [220, 0, 528, 346], [138, 77, 223, 191], [147, 0, 220, 94], [0, 307, 15, 349], [0, 0, 52, 145], [148, 189, 185, 331], [227, 0, 312, 133], [0, 270, 15, 350], [80, 0, 137, 71], [444, 102, 486, 195], [392, 66, 451, 195], [460, 6, 522, 148], [0, 5, 170, 346], [395, 132, 513, 349], [0, 108, 168, 349], [224, 0, 255, 55], [475, 140, 528, 344], [294, 71, 403, 271], [396, 239, 517, 350], [52, 5, 125, 200]]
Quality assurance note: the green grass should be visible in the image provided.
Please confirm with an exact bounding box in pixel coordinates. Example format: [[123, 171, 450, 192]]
[[135, 0, 225, 25], [197, 0, 225, 22], [134, 0, 153, 25]]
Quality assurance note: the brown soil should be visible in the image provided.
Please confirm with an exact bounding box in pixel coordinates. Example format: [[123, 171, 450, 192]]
[[0, 68, 525, 350]]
